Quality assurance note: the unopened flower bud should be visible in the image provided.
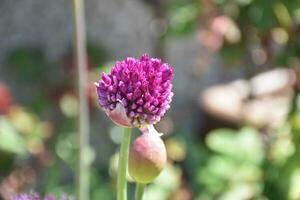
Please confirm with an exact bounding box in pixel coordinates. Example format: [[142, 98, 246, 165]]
[[128, 125, 167, 184]]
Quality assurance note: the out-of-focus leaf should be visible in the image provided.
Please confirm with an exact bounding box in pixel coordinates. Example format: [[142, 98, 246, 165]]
[[198, 167, 225, 195], [205, 155, 236, 179], [167, 3, 199, 36], [293, 7, 300, 24], [270, 134, 295, 165], [0, 117, 27, 155], [9, 106, 36, 135], [144, 164, 181, 200], [273, 2, 292, 28], [55, 132, 77, 166], [59, 94, 78, 118], [289, 168, 300, 200], [247, 2, 276, 29], [206, 128, 237, 153], [221, 183, 261, 200], [206, 127, 264, 164], [165, 137, 187, 162], [236, 0, 253, 6]]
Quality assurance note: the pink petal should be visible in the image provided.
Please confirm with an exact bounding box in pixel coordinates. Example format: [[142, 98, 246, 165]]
[[106, 102, 133, 128]]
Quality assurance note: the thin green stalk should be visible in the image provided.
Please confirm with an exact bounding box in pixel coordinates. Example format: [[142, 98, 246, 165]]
[[71, 0, 90, 199], [117, 128, 132, 200], [135, 183, 145, 200]]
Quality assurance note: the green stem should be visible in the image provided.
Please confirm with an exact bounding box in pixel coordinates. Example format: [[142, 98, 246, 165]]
[[117, 128, 132, 200], [71, 0, 90, 199], [135, 183, 145, 200]]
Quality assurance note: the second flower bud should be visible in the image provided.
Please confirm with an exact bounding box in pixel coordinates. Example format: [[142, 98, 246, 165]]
[[128, 126, 167, 184]]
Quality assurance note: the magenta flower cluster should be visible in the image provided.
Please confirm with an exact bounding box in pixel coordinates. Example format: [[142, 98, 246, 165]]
[[96, 54, 174, 127]]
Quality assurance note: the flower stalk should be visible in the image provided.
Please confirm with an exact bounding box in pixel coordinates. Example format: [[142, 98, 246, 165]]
[[117, 128, 132, 200], [71, 0, 90, 199], [135, 183, 145, 200]]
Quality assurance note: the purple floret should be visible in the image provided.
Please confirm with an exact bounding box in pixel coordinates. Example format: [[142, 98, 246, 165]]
[[95, 54, 174, 127]]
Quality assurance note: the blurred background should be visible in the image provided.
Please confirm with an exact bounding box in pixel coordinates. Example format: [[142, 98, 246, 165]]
[[1, 0, 300, 199]]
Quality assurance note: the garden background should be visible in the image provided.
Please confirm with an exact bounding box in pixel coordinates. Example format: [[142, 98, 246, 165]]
[[0, 0, 300, 199]]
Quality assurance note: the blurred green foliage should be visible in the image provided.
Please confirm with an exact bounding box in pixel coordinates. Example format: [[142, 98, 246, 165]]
[[181, 94, 300, 200], [165, 0, 300, 71], [166, 2, 199, 36]]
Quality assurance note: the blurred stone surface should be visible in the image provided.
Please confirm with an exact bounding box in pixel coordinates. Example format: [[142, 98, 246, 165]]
[[201, 69, 295, 128], [0, 0, 154, 62]]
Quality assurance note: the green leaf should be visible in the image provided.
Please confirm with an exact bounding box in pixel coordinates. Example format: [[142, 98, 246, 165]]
[[206, 127, 264, 164], [0, 117, 27, 155]]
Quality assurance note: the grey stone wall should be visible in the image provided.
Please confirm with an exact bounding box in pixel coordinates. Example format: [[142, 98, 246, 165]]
[[0, 0, 155, 61]]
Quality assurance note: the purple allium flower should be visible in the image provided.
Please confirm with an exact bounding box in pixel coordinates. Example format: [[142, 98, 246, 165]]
[[95, 54, 174, 127]]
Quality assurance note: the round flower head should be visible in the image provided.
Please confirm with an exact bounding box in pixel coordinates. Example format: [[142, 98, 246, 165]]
[[95, 54, 174, 127]]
